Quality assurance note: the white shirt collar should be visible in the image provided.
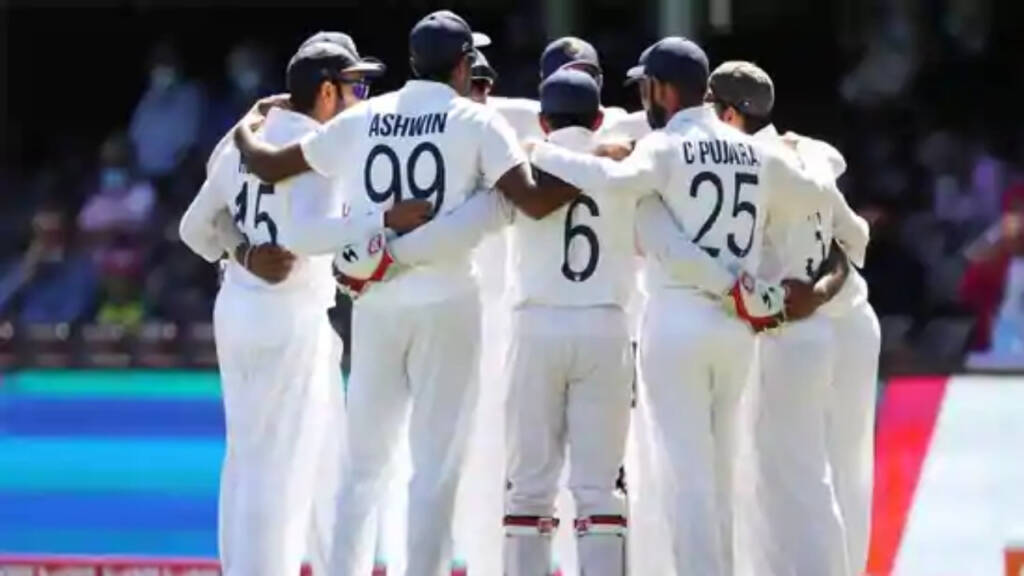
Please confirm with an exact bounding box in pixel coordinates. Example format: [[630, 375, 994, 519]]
[[402, 79, 460, 99], [665, 104, 718, 131], [754, 123, 779, 143], [265, 107, 320, 132], [545, 126, 597, 152]]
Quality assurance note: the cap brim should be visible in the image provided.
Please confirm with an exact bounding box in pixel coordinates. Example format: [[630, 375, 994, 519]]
[[472, 67, 497, 82], [624, 64, 645, 85], [343, 59, 387, 77], [472, 32, 491, 48]]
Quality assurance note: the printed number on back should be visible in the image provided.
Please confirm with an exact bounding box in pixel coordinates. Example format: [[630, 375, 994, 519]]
[[232, 181, 278, 245], [689, 171, 757, 258], [561, 194, 600, 282], [365, 143, 446, 211]]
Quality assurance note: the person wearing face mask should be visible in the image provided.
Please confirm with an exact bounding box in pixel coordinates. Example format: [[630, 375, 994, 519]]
[[0, 205, 98, 325], [130, 41, 204, 184], [179, 37, 433, 576], [78, 133, 156, 237]]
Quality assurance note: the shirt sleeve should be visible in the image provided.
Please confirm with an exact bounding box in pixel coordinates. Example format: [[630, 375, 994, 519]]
[[479, 111, 530, 188], [634, 195, 735, 295], [390, 189, 513, 265], [830, 192, 870, 268], [763, 149, 844, 224], [179, 154, 238, 263], [530, 133, 665, 198], [285, 173, 384, 256], [299, 108, 362, 178]]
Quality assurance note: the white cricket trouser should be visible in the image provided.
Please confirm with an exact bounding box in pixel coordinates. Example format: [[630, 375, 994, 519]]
[[306, 333, 346, 576], [735, 314, 849, 576], [504, 306, 633, 573], [453, 291, 510, 575], [826, 302, 880, 576], [213, 287, 336, 576], [329, 293, 481, 576], [638, 290, 754, 576]]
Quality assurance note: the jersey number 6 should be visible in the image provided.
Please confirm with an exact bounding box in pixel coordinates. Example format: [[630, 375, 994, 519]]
[[364, 142, 446, 211], [561, 194, 600, 283]]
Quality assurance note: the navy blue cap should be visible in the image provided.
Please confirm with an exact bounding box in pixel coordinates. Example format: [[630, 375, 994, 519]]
[[409, 10, 483, 74], [540, 68, 600, 116], [624, 43, 656, 85], [297, 32, 385, 77], [539, 37, 601, 81], [643, 36, 709, 90], [286, 41, 383, 96]]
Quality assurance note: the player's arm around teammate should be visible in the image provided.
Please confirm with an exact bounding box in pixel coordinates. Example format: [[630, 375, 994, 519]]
[[231, 94, 582, 221]]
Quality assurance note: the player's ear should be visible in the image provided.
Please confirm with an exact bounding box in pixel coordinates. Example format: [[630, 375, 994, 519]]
[[591, 109, 604, 132], [538, 114, 552, 135]]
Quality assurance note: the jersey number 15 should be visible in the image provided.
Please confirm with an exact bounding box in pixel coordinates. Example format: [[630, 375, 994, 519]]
[[233, 181, 278, 245]]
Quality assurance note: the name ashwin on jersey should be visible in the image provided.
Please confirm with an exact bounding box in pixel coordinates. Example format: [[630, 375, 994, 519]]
[[682, 139, 760, 167], [368, 112, 448, 138]]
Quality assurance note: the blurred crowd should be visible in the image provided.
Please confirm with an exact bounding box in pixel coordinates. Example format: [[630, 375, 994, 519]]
[[0, 0, 1020, 372]]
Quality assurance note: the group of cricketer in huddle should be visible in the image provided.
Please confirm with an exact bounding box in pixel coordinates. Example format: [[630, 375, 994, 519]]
[[179, 8, 881, 576]]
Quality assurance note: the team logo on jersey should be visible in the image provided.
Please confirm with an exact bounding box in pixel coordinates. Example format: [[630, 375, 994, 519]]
[[341, 244, 359, 263], [368, 232, 384, 256]]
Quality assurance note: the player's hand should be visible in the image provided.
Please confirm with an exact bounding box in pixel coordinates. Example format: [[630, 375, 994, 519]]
[[594, 140, 634, 161], [781, 278, 826, 321], [384, 199, 433, 234], [239, 93, 291, 132], [237, 243, 296, 284], [724, 271, 786, 332], [334, 230, 396, 300], [255, 93, 292, 116], [521, 139, 541, 158]]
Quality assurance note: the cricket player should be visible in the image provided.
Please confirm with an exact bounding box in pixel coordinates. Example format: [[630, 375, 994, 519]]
[[497, 68, 637, 576], [489, 37, 630, 143], [178, 39, 433, 576], [231, 10, 583, 575], [704, 60, 880, 569], [529, 37, 862, 575], [705, 61, 870, 576]]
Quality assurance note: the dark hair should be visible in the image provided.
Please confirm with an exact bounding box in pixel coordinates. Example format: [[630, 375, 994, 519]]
[[288, 54, 350, 113], [654, 76, 706, 110], [711, 100, 771, 134], [290, 79, 342, 114], [542, 111, 600, 130]]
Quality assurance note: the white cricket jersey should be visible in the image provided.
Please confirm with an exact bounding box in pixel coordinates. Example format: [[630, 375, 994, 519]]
[[301, 80, 526, 306], [754, 125, 870, 316], [507, 126, 641, 309], [601, 110, 651, 142], [490, 95, 630, 142], [531, 105, 854, 298], [184, 108, 343, 309]]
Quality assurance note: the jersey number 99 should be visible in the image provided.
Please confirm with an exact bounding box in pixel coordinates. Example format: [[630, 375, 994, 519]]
[[364, 142, 446, 211]]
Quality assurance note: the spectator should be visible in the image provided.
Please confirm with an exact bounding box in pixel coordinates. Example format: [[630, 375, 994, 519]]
[[960, 184, 1024, 350], [202, 41, 275, 155], [78, 132, 156, 237], [129, 41, 204, 184], [94, 247, 146, 332], [0, 206, 98, 324]]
